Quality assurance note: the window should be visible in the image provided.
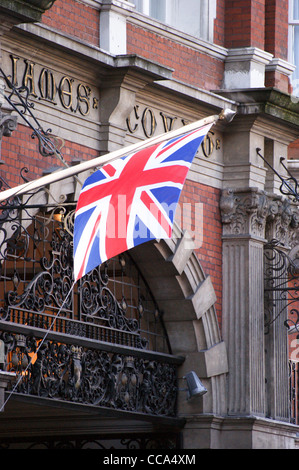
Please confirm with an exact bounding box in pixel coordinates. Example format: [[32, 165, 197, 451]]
[[289, 0, 299, 95], [133, 0, 217, 42]]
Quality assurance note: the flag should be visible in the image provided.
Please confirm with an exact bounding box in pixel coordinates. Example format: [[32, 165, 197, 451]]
[[73, 122, 213, 281]]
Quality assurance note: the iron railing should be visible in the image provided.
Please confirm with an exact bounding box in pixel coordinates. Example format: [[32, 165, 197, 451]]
[[289, 360, 299, 425], [0, 190, 182, 418]]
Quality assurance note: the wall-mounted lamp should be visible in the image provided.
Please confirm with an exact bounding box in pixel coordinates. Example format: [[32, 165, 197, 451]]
[[182, 371, 207, 400]]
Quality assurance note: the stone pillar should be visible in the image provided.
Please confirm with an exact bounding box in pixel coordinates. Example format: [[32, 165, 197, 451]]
[[220, 188, 268, 416], [222, 116, 267, 190], [223, 47, 273, 90], [221, 187, 299, 421], [99, 0, 135, 55]]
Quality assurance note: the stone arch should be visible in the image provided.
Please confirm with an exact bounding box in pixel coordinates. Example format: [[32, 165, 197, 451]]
[[129, 223, 228, 418], [44, 176, 228, 418]]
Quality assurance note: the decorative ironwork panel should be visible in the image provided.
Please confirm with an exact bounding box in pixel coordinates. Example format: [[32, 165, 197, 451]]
[[264, 240, 299, 424], [289, 360, 299, 425], [0, 433, 181, 449], [0, 330, 177, 417], [0, 193, 170, 354], [264, 240, 299, 334]]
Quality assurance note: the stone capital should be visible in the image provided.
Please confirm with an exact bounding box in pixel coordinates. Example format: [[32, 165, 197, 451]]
[[221, 187, 299, 247], [220, 187, 269, 240]]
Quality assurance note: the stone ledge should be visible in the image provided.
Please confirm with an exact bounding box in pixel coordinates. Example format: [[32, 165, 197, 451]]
[[182, 414, 299, 449], [0, 0, 56, 24]]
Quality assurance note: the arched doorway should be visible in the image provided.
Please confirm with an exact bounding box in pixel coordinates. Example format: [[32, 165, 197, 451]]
[[0, 184, 227, 449]]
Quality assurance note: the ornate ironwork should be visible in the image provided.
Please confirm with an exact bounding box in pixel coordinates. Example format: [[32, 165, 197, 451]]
[[0, 433, 180, 449], [264, 239, 299, 334], [0, 184, 178, 417], [0, 67, 67, 165], [289, 360, 299, 425], [0, 186, 171, 353], [0, 330, 177, 417], [257, 148, 299, 203]]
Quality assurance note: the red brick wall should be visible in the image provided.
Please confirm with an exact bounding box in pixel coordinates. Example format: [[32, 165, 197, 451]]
[[0, 124, 98, 189], [265, 0, 288, 60], [225, 0, 266, 49], [41, 0, 99, 46], [127, 23, 224, 90], [265, 70, 290, 93], [214, 0, 226, 47], [179, 180, 223, 332], [288, 140, 299, 160]]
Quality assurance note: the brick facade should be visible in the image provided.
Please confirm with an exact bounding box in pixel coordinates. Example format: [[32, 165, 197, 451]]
[[224, 0, 266, 49], [1, 124, 98, 189], [179, 181, 223, 330], [42, 0, 100, 46], [126, 23, 224, 90]]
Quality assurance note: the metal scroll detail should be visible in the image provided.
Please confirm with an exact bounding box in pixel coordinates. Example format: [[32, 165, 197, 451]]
[[0, 67, 68, 166], [264, 239, 299, 335], [0, 331, 177, 417]]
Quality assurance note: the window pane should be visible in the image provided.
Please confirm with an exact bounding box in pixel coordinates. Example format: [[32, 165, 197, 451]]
[[133, 0, 208, 40], [134, 0, 144, 13], [170, 0, 202, 39], [293, 26, 299, 95], [150, 0, 166, 21], [294, 0, 299, 20]]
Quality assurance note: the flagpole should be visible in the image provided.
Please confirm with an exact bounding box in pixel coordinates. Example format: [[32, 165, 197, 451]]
[[0, 109, 235, 203]]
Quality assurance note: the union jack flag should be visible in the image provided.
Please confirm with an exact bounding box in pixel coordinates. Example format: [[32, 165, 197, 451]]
[[73, 122, 213, 280]]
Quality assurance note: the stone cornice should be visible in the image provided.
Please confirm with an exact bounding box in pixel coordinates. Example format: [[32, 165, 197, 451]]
[[216, 88, 299, 130]]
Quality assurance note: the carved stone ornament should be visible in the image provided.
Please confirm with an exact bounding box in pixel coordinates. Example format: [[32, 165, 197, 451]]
[[0, 111, 17, 139], [220, 188, 299, 247], [220, 188, 269, 239], [0, 331, 177, 417], [22, 0, 56, 11]]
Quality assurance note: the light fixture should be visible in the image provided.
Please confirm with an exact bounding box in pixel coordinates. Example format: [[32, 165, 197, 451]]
[[182, 371, 207, 400]]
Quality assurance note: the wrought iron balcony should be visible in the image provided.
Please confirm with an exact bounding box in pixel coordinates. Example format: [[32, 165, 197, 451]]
[[0, 190, 182, 420]]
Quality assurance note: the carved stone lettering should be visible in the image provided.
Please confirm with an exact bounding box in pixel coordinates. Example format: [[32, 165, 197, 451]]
[[4, 54, 99, 118], [127, 105, 221, 157]]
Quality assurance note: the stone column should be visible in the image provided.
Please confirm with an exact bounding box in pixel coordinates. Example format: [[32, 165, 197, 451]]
[[99, 0, 135, 55], [223, 48, 273, 90], [220, 188, 269, 416]]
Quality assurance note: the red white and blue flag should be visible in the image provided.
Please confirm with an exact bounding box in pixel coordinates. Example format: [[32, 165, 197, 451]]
[[73, 122, 213, 281]]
